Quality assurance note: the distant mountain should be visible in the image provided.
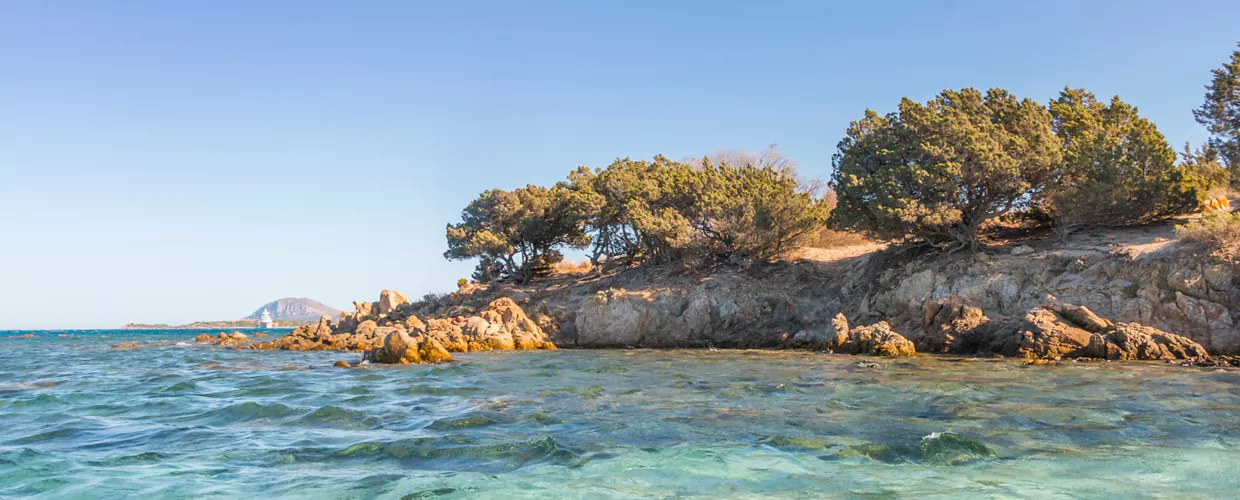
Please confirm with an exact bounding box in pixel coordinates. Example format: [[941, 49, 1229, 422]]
[[244, 298, 343, 322]]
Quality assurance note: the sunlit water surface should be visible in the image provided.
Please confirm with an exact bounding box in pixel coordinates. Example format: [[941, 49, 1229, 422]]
[[3, 330, 1240, 499]]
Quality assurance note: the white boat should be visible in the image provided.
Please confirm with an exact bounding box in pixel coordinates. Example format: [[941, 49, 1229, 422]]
[[258, 309, 275, 329]]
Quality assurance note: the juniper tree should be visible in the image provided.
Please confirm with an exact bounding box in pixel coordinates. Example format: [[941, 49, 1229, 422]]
[[830, 88, 1061, 251]]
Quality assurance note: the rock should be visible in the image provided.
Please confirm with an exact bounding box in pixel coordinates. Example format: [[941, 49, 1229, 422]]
[[355, 320, 378, 338], [975, 304, 1209, 360], [996, 307, 1107, 359], [112, 343, 140, 349], [195, 333, 211, 342], [846, 321, 917, 357], [313, 315, 333, 336], [254, 332, 268, 338], [789, 314, 915, 356], [334, 360, 351, 368], [405, 315, 427, 333], [1106, 323, 1209, 360], [353, 300, 374, 317], [228, 331, 248, 341], [1047, 303, 1113, 333], [378, 289, 409, 316], [1010, 245, 1034, 256], [366, 329, 453, 364], [789, 313, 851, 349]]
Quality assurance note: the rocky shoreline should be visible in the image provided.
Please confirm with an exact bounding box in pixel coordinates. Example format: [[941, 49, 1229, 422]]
[[189, 225, 1240, 367], [196, 291, 557, 365]]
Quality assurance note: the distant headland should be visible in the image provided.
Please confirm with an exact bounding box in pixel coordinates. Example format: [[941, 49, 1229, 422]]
[[122, 297, 342, 330]]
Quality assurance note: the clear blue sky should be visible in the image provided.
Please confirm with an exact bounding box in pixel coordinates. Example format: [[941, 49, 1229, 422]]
[[1, 1, 1237, 329]]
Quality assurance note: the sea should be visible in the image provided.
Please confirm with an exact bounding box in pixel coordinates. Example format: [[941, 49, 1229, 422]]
[[2, 329, 1240, 498]]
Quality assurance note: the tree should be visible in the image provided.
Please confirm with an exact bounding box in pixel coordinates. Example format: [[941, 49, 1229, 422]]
[[1194, 42, 1240, 178], [444, 183, 594, 283], [1045, 88, 1184, 238], [830, 88, 1061, 251], [694, 158, 831, 260], [684, 144, 798, 174]]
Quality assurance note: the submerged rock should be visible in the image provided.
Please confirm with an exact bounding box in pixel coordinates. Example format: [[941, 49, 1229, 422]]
[[829, 433, 994, 465]]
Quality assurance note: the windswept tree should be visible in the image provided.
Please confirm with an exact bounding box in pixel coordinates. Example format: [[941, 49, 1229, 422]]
[[1194, 42, 1240, 178], [695, 158, 831, 261], [1044, 88, 1210, 238], [830, 88, 1061, 251], [444, 183, 595, 283]]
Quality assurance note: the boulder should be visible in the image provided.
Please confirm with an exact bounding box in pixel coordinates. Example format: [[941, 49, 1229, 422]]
[[355, 320, 378, 338], [791, 314, 915, 356], [789, 314, 850, 349], [366, 329, 453, 364], [378, 289, 409, 316], [1105, 323, 1209, 360], [975, 303, 1210, 360], [843, 321, 917, 357], [1010, 245, 1034, 256], [313, 315, 334, 336], [404, 315, 427, 333]]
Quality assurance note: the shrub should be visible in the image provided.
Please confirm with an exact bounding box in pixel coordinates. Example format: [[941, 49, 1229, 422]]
[[830, 88, 1061, 251], [567, 150, 830, 265], [802, 226, 871, 249], [1177, 211, 1240, 260], [1045, 88, 1221, 239]]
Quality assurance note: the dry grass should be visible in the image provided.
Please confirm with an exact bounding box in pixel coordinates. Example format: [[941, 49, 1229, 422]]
[[801, 226, 871, 249], [555, 259, 594, 275], [1177, 211, 1240, 260]]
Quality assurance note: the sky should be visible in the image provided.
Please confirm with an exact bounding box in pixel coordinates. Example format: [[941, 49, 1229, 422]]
[[1, 1, 1238, 329]]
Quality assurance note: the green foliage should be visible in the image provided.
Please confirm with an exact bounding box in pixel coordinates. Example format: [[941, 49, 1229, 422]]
[[1194, 42, 1240, 176], [575, 153, 830, 265], [444, 183, 596, 283], [1044, 88, 1214, 237], [1177, 211, 1240, 260], [456, 278, 469, 289], [448, 148, 830, 280], [830, 88, 1061, 251]]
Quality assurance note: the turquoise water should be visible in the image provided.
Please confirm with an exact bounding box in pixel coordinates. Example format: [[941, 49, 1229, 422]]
[[3, 330, 1240, 498]]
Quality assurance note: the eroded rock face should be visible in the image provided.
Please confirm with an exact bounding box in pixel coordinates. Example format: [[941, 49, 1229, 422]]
[[574, 286, 805, 348]]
